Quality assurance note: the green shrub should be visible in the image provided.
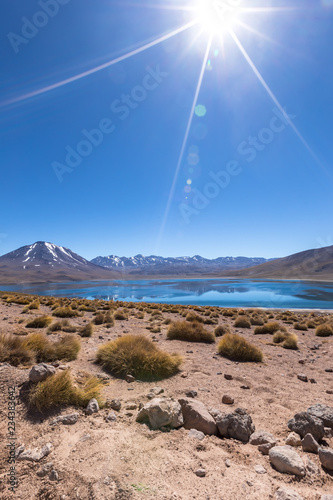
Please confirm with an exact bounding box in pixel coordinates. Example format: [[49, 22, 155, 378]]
[[167, 321, 215, 343], [96, 335, 182, 380], [315, 323, 333, 337], [26, 316, 53, 329], [217, 334, 263, 362]]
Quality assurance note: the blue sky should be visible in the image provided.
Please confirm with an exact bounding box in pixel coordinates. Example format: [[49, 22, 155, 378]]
[[0, 0, 332, 261]]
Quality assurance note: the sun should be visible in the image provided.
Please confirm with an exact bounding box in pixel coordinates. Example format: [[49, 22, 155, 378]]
[[195, 0, 241, 34]]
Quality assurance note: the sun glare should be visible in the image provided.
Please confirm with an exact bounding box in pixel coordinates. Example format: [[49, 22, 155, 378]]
[[196, 0, 240, 34]]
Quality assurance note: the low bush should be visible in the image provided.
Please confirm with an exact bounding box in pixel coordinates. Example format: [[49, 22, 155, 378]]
[[273, 331, 298, 349], [167, 321, 215, 343], [47, 320, 76, 334], [293, 322, 308, 331], [96, 334, 182, 380], [186, 312, 204, 323], [217, 334, 263, 362], [25, 333, 80, 362], [26, 316, 53, 329], [315, 323, 333, 337], [114, 310, 128, 321]]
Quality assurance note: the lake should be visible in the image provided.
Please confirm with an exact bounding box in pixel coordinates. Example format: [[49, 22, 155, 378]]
[[1, 279, 333, 309]]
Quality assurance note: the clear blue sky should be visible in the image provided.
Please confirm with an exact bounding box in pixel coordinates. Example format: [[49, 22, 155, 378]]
[[1, 0, 332, 260]]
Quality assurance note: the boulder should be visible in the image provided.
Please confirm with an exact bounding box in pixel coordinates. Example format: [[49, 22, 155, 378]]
[[269, 446, 305, 477], [215, 408, 255, 443], [301, 433, 319, 454], [318, 448, 333, 471], [178, 398, 217, 435], [275, 488, 304, 500], [307, 404, 333, 429], [29, 363, 56, 383], [136, 398, 183, 430], [287, 412, 325, 442], [86, 399, 99, 415]]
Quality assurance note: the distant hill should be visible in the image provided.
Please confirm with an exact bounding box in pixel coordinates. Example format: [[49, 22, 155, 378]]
[[91, 254, 273, 276], [0, 242, 120, 284], [222, 245, 333, 280]]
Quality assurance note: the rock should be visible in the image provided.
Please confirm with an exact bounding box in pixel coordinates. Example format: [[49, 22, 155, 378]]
[[215, 408, 255, 443], [222, 395, 234, 405], [49, 470, 59, 481], [297, 374, 308, 382], [150, 387, 164, 396], [285, 432, 301, 447], [178, 398, 217, 435], [275, 488, 304, 500], [79, 434, 91, 442], [86, 398, 99, 415], [325, 427, 333, 438], [250, 430, 277, 446], [224, 374, 233, 380], [269, 446, 305, 476], [105, 412, 117, 422], [50, 413, 79, 426], [29, 363, 56, 383], [125, 404, 137, 410], [240, 385, 250, 390], [125, 375, 135, 383], [325, 368, 333, 373], [327, 390, 333, 395], [303, 456, 319, 475], [17, 443, 52, 462], [185, 390, 198, 398], [307, 403, 333, 429], [188, 429, 205, 441], [37, 462, 53, 477], [225, 459, 231, 468], [110, 399, 121, 411], [136, 398, 183, 430], [318, 448, 333, 470], [254, 465, 267, 474], [309, 378, 317, 384], [288, 411, 325, 442], [195, 468, 206, 477], [301, 433, 319, 453]]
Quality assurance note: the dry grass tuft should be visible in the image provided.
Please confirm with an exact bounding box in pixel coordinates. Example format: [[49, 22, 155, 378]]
[[0, 334, 35, 366], [273, 331, 298, 350], [52, 307, 78, 318], [167, 321, 215, 343], [217, 334, 263, 362], [79, 323, 94, 337], [254, 322, 283, 335], [214, 325, 230, 337], [96, 334, 182, 381], [234, 316, 252, 329], [28, 370, 104, 412], [26, 316, 53, 329], [315, 323, 333, 337]]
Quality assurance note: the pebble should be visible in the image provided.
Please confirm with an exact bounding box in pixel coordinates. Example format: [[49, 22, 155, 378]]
[[186, 390, 198, 398], [254, 465, 266, 474], [110, 399, 121, 411], [224, 374, 233, 380], [49, 470, 59, 481], [195, 468, 206, 477], [297, 374, 308, 382], [125, 375, 135, 383], [188, 429, 205, 441], [225, 459, 231, 468], [222, 395, 234, 405]]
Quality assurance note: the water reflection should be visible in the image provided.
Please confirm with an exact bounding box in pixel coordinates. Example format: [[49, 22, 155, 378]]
[[1, 279, 333, 309]]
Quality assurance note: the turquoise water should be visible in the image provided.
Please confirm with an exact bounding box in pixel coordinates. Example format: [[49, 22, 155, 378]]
[[1, 279, 333, 309]]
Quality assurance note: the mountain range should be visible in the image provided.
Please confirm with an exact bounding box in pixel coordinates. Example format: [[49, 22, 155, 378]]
[[91, 254, 272, 275], [0, 241, 332, 284]]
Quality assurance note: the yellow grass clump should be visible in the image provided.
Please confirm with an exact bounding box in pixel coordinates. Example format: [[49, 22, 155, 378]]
[[52, 307, 78, 318], [214, 325, 230, 337], [96, 334, 182, 381], [272, 331, 298, 350], [26, 315, 53, 329], [315, 323, 333, 337], [167, 321, 215, 343], [28, 370, 104, 413], [24, 333, 81, 362], [218, 334, 263, 362], [254, 322, 283, 335], [0, 334, 35, 366], [234, 316, 252, 329]]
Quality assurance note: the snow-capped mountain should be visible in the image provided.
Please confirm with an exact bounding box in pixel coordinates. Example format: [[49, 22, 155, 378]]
[[91, 254, 273, 275], [0, 242, 119, 284]]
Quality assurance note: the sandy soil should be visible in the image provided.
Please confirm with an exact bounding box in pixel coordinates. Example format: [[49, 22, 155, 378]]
[[0, 295, 332, 500]]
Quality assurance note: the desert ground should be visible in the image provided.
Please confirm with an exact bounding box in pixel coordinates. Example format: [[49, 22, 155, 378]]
[[0, 292, 332, 500]]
